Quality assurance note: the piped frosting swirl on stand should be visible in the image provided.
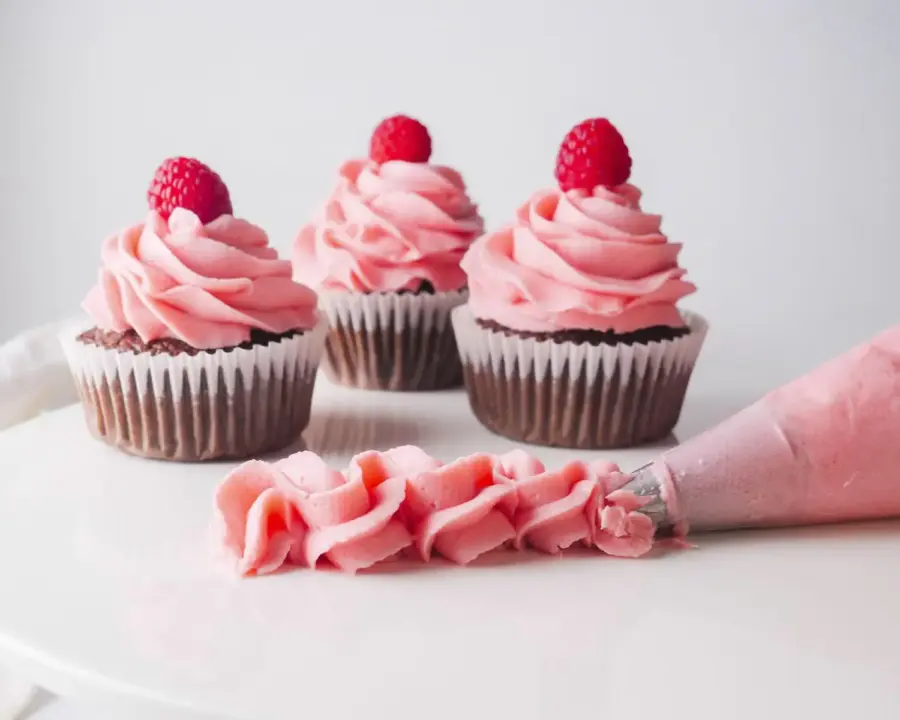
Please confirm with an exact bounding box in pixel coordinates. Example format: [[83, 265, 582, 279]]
[[293, 159, 484, 293], [214, 445, 660, 576], [83, 209, 319, 350], [462, 185, 695, 333]]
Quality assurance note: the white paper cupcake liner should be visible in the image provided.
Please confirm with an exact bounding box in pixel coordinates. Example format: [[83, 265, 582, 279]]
[[319, 289, 468, 391], [452, 306, 708, 449], [61, 319, 327, 461]]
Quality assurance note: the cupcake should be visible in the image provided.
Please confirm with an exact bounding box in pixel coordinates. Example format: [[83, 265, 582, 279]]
[[452, 118, 708, 449], [293, 114, 484, 391], [63, 157, 326, 461]]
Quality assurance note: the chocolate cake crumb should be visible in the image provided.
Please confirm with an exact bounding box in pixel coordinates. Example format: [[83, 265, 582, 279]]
[[405, 280, 437, 295], [369, 281, 457, 296], [76, 327, 304, 357], [474, 319, 689, 347]]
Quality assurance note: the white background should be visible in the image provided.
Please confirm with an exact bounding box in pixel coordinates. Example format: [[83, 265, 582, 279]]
[[2, 0, 898, 391]]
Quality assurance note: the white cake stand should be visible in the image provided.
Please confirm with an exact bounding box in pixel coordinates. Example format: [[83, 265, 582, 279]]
[[1, 378, 899, 720]]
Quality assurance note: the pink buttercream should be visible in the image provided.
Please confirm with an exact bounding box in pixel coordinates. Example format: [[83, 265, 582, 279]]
[[212, 446, 663, 576], [592, 489, 656, 558], [580, 461, 657, 558], [349, 445, 443, 489], [498, 451, 597, 554], [650, 324, 900, 533], [83, 208, 319, 350], [293, 159, 484, 292], [214, 461, 305, 576], [461, 185, 695, 333], [403, 454, 518, 564], [275, 452, 412, 573]]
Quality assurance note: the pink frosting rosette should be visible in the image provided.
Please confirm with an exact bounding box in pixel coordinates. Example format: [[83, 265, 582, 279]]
[[214, 448, 440, 575], [462, 185, 695, 334], [495, 453, 656, 557], [294, 159, 484, 293], [84, 208, 319, 350], [276, 452, 413, 573], [401, 453, 518, 565], [215, 461, 305, 577], [497, 450, 598, 554], [587, 461, 656, 558]]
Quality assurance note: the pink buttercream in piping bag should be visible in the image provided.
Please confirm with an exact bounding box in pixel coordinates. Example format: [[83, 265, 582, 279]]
[[83, 209, 319, 350], [461, 185, 695, 333], [293, 159, 484, 292], [639, 323, 900, 534]]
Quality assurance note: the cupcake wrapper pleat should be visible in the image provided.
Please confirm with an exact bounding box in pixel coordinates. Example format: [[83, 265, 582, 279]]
[[451, 306, 708, 449], [320, 290, 467, 391], [60, 320, 327, 461]]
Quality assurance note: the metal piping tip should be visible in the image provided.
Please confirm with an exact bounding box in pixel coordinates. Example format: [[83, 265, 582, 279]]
[[620, 462, 674, 534]]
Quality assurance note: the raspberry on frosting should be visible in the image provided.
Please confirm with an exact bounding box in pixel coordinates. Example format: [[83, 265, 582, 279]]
[[370, 114, 433, 164], [83, 153, 323, 350], [458, 117, 696, 335], [148, 156, 233, 224], [555, 118, 632, 191], [295, 116, 484, 293]]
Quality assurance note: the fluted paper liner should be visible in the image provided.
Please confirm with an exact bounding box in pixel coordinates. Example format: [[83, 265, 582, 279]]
[[452, 306, 708, 449], [320, 290, 467, 391], [61, 320, 327, 461]]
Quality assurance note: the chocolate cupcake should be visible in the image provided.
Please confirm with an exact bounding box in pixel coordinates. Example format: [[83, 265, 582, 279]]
[[293, 115, 483, 391], [63, 157, 325, 461], [452, 118, 708, 449]]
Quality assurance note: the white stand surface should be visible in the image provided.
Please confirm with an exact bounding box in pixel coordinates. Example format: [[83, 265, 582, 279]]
[[1, 378, 899, 720]]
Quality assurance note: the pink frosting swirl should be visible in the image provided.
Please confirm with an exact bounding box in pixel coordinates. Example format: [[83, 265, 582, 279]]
[[497, 451, 597, 554], [402, 454, 518, 565], [83, 208, 319, 350], [212, 446, 663, 576], [461, 185, 695, 333], [214, 460, 306, 576], [588, 463, 656, 558], [293, 159, 484, 292], [276, 452, 412, 573]]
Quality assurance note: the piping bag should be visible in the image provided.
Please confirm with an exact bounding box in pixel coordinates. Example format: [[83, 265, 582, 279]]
[[621, 324, 900, 538]]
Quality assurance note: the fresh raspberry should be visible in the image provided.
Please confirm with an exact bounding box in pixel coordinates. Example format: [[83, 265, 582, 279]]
[[369, 115, 432, 164], [554, 118, 632, 191], [147, 157, 233, 224]]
